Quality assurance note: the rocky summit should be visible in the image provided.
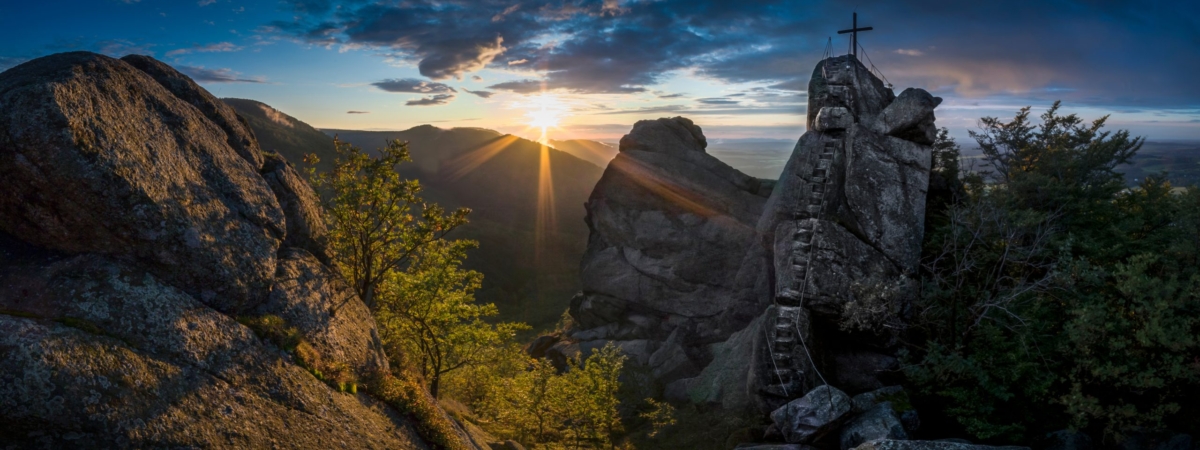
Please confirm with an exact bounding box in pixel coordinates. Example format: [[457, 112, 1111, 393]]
[[548, 54, 944, 437], [0, 52, 432, 448]]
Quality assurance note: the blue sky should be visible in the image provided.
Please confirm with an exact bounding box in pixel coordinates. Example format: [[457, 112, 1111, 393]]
[[2, 0, 1198, 143]]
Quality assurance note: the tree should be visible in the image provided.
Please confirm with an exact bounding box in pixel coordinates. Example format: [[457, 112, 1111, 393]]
[[476, 344, 629, 449], [907, 102, 1200, 443], [307, 138, 469, 309], [375, 237, 528, 398]]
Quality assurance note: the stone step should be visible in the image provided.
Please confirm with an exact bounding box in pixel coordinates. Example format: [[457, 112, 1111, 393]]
[[813, 169, 827, 177], [812, 184, 825, 193], [793, 264, 808, 274], [772, 352, 793, 361], [799, 221, 814, 230], [807, 205, 822, 214], [812, 176, 826, 184], [794, 240, 811, 251]]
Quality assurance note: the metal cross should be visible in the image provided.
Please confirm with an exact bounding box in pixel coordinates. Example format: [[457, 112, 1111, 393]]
[[837, 12, 873, 59]]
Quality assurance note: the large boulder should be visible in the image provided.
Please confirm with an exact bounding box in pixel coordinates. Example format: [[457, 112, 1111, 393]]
[[852, 440, 1030, 450], [0, 53, 435, 448], [120, 54, 266, 169], [259, 247, 388, 374], [0, 246, 423, 448], [769, 385, 851, 444], [0, 52, 284, 314], [261, 152, 335, 265], [569, 116, 774, 382], [839, 402, 909, 450]]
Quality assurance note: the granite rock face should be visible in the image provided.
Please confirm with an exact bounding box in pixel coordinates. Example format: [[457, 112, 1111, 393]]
[[0, 53, 432, 448], [262, 152, 335, 265], [120, 54, 266, 169], [0, 52, 284, 314], [568, 116, 774, 383], [754, 54, 936, 405], [769, 385, 852, 444]]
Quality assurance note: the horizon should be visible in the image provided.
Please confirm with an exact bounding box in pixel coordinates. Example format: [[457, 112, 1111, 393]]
[[2, 1, 1198, 145]]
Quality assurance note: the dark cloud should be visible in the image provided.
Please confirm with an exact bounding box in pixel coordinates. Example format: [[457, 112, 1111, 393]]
[[463, 89, 495, 98], [658, 93, 686, 99], [272, 0, 1200, 108], [178, 65, 266, 83], [372, 78, 457, 94], [406, 93, 456, 106], [347, 110, 370, 114]]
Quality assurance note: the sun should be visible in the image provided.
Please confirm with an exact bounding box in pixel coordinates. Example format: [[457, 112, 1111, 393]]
[[523, 94, 567, 143]]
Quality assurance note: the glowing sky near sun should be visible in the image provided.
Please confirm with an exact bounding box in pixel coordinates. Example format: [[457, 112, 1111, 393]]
[[1, 1, 1197, 144]]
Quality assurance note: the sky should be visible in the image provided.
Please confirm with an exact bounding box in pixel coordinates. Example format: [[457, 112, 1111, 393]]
[[2, 0, 1199, 144]]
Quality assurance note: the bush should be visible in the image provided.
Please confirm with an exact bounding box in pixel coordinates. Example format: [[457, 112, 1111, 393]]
[[366, 370, 471, 450], [906, 103, 1200, 443]]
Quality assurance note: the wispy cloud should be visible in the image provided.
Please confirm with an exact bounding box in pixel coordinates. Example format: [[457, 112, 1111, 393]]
[[166, 42, 242, 57], [894, 48, 924, 56], [372, 78, 457, 94], [178, 65, 266, 83], [463, 89, 495, 98], [406, 93, 456, 106], [347, 110, 370, 114]]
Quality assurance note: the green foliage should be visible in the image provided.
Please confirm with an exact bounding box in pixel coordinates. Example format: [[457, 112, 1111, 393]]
[[374, 236, 529, 398], [637, 398, 676, 438], [306, 138, 470, 309], [368, 371, 472, 450], [474, 344, 628, 449], [907, 102, 1200, 443], [238, 314, 304, 351], [237, 314, 358, 389]]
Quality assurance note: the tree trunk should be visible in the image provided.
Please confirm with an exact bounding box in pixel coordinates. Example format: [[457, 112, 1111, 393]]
[[363, 282, 376, 310]]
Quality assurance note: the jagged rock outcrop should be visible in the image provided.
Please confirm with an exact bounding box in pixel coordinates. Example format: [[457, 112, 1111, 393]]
[[0, 52, 435, 448], [565, 116, 775, 382], [261, 152, 335, 265], [0, 51, 284, 314], [556, 55, 939, 427]]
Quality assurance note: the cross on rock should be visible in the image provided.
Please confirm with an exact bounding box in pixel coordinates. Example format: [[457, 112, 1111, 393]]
[[837, 12, 873, 59]]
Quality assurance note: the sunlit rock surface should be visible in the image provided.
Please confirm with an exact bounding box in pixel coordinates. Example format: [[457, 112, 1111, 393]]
[[0, 52, 430, 448]]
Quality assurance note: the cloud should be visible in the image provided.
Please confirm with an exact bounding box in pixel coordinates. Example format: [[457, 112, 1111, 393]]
[[372, 78, 457, 94], [198, 0, 216, 5], [471, 75, 483, 81], [658, 93, 686, 99], [269, 0, 1200, 109], [166, 42, 241, 57], [463, 89, 495, 98], [698, 98, 739, 105], [177, 65, 266, 83], [406, 94, 456, 106], [347, 110, 370, 114]]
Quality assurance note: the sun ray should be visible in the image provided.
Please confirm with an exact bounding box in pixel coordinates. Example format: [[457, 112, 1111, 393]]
[[441, 134, 521, 181]]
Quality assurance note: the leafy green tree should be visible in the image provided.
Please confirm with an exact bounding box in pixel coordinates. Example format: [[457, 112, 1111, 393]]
[[307, 138, 469, 309], [907, 102, 1200, 443], [375, 238, 528, 399], [476, 344, 628, 449]]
